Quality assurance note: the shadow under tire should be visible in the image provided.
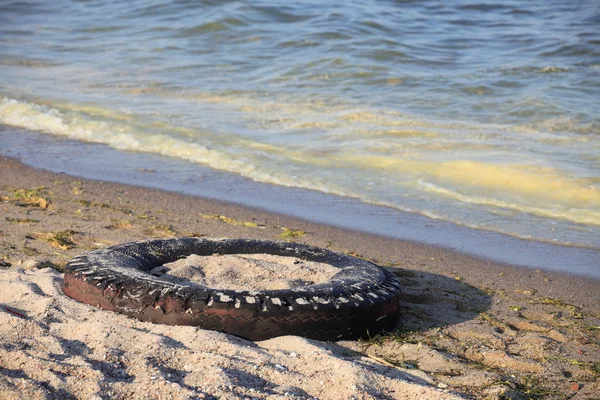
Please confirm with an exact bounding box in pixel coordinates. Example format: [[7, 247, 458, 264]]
[[62, 238, 401, 341]]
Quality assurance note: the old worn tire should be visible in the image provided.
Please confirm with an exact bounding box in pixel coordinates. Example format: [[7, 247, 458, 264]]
[[62, 238, 401, 341]]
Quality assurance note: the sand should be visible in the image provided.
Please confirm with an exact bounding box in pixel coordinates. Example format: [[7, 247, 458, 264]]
[[0, 267, 458, 400], [160, 254, 340, 291], [1, 155, 599, 399]]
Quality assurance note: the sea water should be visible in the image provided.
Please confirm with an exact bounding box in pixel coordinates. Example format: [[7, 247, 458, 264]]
[[1, 0, 599, 250]]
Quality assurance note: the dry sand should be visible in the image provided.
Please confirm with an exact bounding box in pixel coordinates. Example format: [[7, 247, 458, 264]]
[[0, 267, 458, 400], [1, 155, 599, 399], [160, 254, 340, 291]]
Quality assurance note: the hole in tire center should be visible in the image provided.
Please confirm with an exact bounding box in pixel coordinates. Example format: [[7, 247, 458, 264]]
[[150, 254, 340, 291]]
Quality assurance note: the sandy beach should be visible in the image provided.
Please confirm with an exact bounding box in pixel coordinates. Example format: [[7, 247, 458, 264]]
[[1, 155, 599, 399]]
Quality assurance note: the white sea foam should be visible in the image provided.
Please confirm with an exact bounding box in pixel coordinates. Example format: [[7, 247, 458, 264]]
[[0, 97, 339, 195]]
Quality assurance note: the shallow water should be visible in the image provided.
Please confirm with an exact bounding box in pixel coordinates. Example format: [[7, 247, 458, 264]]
[[1, 0, 599, 249]]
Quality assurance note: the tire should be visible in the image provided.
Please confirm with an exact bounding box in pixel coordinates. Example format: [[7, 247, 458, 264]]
[[62, 238, 401, 341]]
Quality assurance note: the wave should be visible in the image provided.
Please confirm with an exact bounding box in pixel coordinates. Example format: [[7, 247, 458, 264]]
[[0, 97, 336, 195], [2, 96, 598, 244]]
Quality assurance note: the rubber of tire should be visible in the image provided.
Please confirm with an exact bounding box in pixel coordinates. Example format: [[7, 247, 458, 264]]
[[62, 238, 402, 341]]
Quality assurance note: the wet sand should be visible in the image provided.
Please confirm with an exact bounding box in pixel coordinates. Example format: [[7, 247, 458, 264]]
[[1, 155, 599, 399]]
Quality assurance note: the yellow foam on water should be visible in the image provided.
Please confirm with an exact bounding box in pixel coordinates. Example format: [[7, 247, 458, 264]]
[[347, 154, 599, 220], [432, 161, 599, 206], [289, 121, 341, 130], [353, 129, 439, 138], [422, 181, 600, 227], [51, 102, 134, 121], [340, 111, 380, 122], [339, 111, 429, 128]]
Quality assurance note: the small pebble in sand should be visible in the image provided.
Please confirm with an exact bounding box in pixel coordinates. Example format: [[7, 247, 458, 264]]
[[159, 253, 340, 291]]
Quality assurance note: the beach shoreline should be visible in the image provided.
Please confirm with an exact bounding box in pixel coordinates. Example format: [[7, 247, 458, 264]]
[[1, 155, 599, 399], [1, 150, 599, 305], [2, 125, 599, 279]]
